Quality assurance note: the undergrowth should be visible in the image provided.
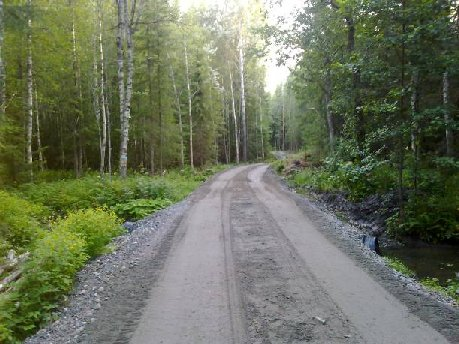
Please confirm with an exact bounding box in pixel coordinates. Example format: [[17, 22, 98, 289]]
[[274, 152, 458, 243]]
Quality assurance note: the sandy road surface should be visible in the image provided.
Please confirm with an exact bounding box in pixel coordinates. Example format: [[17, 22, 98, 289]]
[[125, 164, 451, 344]]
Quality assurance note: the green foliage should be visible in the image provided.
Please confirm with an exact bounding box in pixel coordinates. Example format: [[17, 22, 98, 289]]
[[18, 173, 199, 219], [287, 156, 397, 201], [54, 209, 123, 257], [421, 277, 459, 303], [388, 174, 458, 243], [384, 257, 416, 278], [0, 229, 88, 343], [271, 160, 285, 173], [0, 191, 48, 257], [112, 198, 172, 221]]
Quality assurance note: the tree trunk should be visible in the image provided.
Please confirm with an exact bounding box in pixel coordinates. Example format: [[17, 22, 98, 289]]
[[116, 0, 126, 173], [26, 0, 33, 180], [410, 69, 419, 194], [98, 3, 107, 176], [106, 89, 112, 178], [324, 63, 335, 151], [221, 89, 229, 164], [168, 54, 185, 168], [121, 0, 134, 177], [0, 0, 5, 121], [93, 53, 103, 172], [229, 70, 240, 164], [443, 71, 454, 156], [146, 33, 154, 174], [238, 19, 247, 161], [282, 86, 286, 151], [157, 63, 163, 172], [34, 89, 44, 171], [71, 4, 83, 177], [184, 44, 194, 170], [259, 92, 265, 159], [398, 0, 407, 220], [117, 0, 134, 178]]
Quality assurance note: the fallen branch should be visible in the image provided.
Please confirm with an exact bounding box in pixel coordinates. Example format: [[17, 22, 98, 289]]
[[0, 252, 29, 276], [0, 269, 22, 293]]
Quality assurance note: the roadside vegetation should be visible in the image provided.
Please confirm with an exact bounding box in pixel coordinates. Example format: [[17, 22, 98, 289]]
[[273, 153, 458, 243], [0, 167, 227, 343], [384, 257, 459, 304]]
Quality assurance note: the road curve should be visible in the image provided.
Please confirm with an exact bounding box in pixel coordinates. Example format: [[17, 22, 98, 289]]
[[129, 164, 451, 344]]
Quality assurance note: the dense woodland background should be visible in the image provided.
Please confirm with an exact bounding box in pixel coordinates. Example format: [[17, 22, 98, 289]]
[[0, 0, 269, 183]]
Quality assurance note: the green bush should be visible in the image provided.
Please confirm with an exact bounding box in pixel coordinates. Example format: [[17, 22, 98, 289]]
[[0, 229, 88, 343], [112, 198, 172, 220], [388, 174, 458, 242], [421, 277, 459, 303], [0, 191, 48, 257], [19, 173, 203, 220], [54, 209, 124, 257]]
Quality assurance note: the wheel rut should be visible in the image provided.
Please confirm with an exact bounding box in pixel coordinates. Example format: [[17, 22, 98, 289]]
[[229, 169, 362, 343]]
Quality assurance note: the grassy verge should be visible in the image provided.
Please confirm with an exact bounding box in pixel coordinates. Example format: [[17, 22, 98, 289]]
[[383, 257, 459, 303], [0, 165, 229, 343]]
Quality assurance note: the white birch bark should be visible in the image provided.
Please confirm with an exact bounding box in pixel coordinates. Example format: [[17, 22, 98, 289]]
[[26, 0, 33, 178], [238, 19, 247, 161], [71, 5, 83, 177], [98, 3, 107, 176], [116, 0, 128, 177], [118, 0, 134, 178], [259, 92, 264, 159], [282, 86, 286, 151], [229, 69, 240, 164], [0, 0, 5, 121], [34, 89, 44, 171], [184, 44, 194, 169]]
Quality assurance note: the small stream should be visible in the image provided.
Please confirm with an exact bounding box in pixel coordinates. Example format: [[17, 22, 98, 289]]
[[382, 245, 459, 285]]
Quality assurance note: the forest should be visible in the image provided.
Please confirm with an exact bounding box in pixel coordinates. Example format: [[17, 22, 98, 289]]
[[270, 0, 459, 243], [0, 0, 458, 342]]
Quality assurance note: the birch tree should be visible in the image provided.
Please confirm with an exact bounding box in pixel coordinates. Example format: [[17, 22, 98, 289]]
[[26, 0, 33, 179], [184, 43, 194, 169], [117, 0, 136, 178], [0, 0, 4, 121], [238, 17, 247, 161]]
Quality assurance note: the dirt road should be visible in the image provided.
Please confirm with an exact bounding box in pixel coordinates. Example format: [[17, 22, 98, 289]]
[[123, 164, 451, 344], [63, 164, 458, 344]]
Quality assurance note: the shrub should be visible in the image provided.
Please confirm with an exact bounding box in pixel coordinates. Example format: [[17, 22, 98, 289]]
[[54, 209, 124, 257], [19, 174, 201, 219], [0, 229, 88, 342], [112, 198, 172, 220], [421, 277, 459, 303], [0, 191, 48, 257], [388, 174, 458, 243]]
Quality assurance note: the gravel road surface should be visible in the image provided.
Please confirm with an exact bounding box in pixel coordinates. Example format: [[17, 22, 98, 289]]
[[26, 164, 459, 344]]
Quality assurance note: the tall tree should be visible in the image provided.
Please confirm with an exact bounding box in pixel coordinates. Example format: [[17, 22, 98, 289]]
[[26, 0, 34, 179], [0, 0, 4, 121]]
